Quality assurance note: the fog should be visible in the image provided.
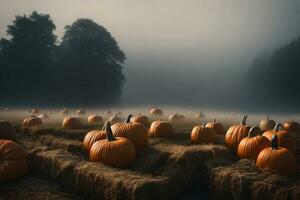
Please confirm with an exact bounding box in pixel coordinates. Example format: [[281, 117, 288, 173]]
[[1, 0, 300, 111]]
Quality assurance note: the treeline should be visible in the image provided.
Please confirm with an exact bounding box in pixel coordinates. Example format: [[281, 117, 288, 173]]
[[245, 36, 300, 112], [0, 11, 125, 107]]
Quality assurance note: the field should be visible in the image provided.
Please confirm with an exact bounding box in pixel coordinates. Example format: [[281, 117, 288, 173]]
[[1, 107, 300, 200]]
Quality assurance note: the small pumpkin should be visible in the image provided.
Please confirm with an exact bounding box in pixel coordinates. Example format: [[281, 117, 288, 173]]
[[259, 116, 275, 131], [76, 108, 86, 115], [131, 113, 150, 127], [263, 123, 296, 153], [283, 120, 300, 132], [23, 115, 43, 127], [256, 134, 297, 175], [168, 113, 185, 122], [89, 121, 136, 168], [191, 123, 216, 144], [195, 112, 205, 119], [237, 126, 269, 160], [83, 124, 106, 153], [31, 108, 40, 114], [88, 114, 104, 125], [0, 120, 15, 140], [0, 140, 28, 183], [62, 116, 82, 129], [205, 119, 225, 135], [225, 115, 251, 152], [149, 119, 175, 137], [150, 108, 163, 116], [109, 114, 122, 125], [61, 108, 69, 115], [111, 114, 148, 150]]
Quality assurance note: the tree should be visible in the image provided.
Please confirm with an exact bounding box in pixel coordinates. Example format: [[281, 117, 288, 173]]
[[0, 11, 57, 105], [57, 19, 126, 105]]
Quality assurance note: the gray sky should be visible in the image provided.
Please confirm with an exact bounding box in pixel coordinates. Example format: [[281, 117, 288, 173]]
[[1, 0, 300, 105]]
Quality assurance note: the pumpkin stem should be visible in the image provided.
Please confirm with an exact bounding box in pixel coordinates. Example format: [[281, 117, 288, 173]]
[[240, 115, 248, 125], [125, 114, 132, 123], [105, 121, 116, 141], [213, 119, 216, 123], [271, 133, 278, 150], [273, 123, 283, 132], [248, 126, 259, 137]]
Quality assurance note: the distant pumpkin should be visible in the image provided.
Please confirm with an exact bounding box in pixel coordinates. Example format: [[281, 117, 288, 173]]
[[256, 134, 297, 175], [61, 108, 69, 115], [109, 114, 122, 125], [205, 119, 225, 135], [283, 120, 300, 132], [225, 115, 251, 152], [111, 114, 148, 150], [191, 123, 216, 144], [131, 113, 150, 127], [259, 116, 275, 131], [31, 108, 40, 114], [23, 115, 43, 128], [263, 123, 296, 153], [168, 113, 185, 122], [76, 109, 86, 115], [150, 108, 163, 116], [62, 116, 82, 129], [149, 120, 175, 137], [88, 114, 104, 125], [195, 112, 205, 119], [0, 120, 15, 140]]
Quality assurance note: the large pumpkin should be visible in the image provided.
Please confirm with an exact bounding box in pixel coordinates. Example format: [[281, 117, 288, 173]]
[[262, 123, 296, 153], [83, 124, 106, 153], [131, 113, 150, 127], [111, 115, 148, 150], [237, 126, 269, 160], [256, 134, 297, 175], [23, 115, 43, 127], [109, 114, 122, 125], [205, 119, 225, 135], [225, 115, 251, 152], [62, 116, 82, 129], [191, 123, 216, 144], [0, 140, 28, 183], [149, 120, 175, 137], [283, 120, 300, 132], [88, 114, 104, 125], [0, 120, 15, 140], [259, 116, 275, 131], [89, 122, 136, 168], [150, 108, 163, 116]]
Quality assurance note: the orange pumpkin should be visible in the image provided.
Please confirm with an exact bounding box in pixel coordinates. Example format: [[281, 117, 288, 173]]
[[225, 115, 251, 152], [256, 134, 297, 175], [76, 108, 86, 115], [111, 115, 148, 150], [89, 122, 136, 168], [149, 119, 175, 137], [191, 123, 216, 144], [23, 115, 43, 127], [237, 126, 269, 160], [0, 120, 15, 140], [62, 116, 82, 129], [109, 114, 122, 125], [205, 119, 225, 135], [88, 114, 104, 125], [131, 113, 150, 127], [0, 140, 28, 183], [150, 108, 163, 116], [283, 120, 300, 132], [31, 108, 40, 114], [83, 124, 106, 153], [259, 116, 275, 131], [263, 123, 296, 153]]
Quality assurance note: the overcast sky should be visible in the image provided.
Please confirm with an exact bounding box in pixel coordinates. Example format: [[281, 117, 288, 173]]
[[1, 0, 300, 105]]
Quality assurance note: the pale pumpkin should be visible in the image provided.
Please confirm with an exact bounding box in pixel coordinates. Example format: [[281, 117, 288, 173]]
[[109, 114, 122, 125], [259, 116, 275, 131], [150, 108, 163, 116]]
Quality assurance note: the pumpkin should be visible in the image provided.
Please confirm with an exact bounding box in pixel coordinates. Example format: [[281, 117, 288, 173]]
[[31, 108, 39, 114], [168, 113, 185, 122], [83, 124, 106, 153], [195, 112, 205, 119], [76, 108, 86, 115], [0, 140, 28, 183], [150, 108, 163, 116], [237, 126, 269, 160], [259, 116, 275, 131], [191, 123, 216, 144], [0, 120, 15, 140], [205, 119, 225, 135], [225, 115, 251, 152], [283, 120, 300, 132], [149, 119, 175, 137], [109, 114, 122, 125], [23, 115, 43, 127], [62, 116, 82, 129], [88, 114, 104, 125], [131, 113, 150, 127], [38, 113, 49, 119], [61, 108, 69, 115], [262, 123, 296, 153], [89, 121, 136, 168], [111, 114, 148, 150], [256, 134, 297, 175]]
